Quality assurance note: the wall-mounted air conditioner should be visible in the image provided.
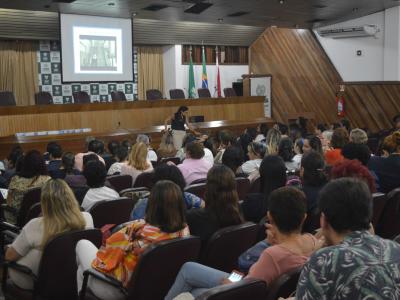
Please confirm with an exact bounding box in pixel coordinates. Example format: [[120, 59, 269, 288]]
[[317, 25, 379, 39]]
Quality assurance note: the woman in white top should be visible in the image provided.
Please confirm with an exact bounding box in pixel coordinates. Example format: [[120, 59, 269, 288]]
[[5, 179, 94, 290], [120, 142, 153, 186], [239, 142, 266, 176], [107, 146, 129, 176]]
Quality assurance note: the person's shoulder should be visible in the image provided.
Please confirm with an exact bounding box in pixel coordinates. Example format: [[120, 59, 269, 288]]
[[22, 216, 44, 231]]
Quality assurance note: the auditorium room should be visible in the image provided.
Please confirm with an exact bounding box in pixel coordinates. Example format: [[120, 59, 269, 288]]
[[0, 0, 400, 299]]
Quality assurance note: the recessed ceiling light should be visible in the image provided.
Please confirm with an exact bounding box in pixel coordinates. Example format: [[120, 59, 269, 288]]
[[352, 7, 359, 12], [218, 18, 223, 23], [44, 4, 50, 8], [132, 12, 137, 16], [108, 2, 115, 6], [279, 0, 284, 4]]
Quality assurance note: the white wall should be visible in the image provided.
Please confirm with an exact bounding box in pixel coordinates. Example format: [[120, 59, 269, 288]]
[[162, 45, 248, 98], [315, 12, 385, 81], [384, 6, 400, 80]]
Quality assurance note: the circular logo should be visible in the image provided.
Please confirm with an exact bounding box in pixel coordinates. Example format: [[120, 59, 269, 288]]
[[256, 84, 266, 96]]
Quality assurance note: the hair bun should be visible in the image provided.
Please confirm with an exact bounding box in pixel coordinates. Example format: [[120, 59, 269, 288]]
[[393, 131, 400, 146]]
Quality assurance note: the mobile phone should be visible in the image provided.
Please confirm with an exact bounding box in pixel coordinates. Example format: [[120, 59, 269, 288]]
[[228, 271, 244, 282]]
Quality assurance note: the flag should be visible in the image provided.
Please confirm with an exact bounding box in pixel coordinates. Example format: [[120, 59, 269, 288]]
[[216, 46, 221, 97], [188, 49, 196, 98], [201, 46, 208, 89]]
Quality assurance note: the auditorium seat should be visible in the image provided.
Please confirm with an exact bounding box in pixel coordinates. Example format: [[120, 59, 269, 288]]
[[111, 90, 127, 101], [73, 91, 91, 103], [119, 187, 150, 207], [2, 229, 102, 300], [133, 172, 154, 189], [223, 88, 236, 98], [0, 91, 16, 106], [35, 91, 53, 105], [371, 193, 387, 227], [106, 174, 133, 193], [169, 89, 185, 99], [198, 88, 211, 98], [185, 182, 207, 199], [265, 267, 303, 300], [235, 177, 250, 200], [79, 236, 201, 300], [201, 222, 258, 272], [88, 197, 134, 229], [159, 157, 181, 165], [196, 278, 267, 300], [146, 89, 163, 100], [375, 188, 400, 239]]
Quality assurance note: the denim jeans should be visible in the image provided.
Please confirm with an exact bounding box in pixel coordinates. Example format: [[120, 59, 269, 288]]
[[164, 262, 229, 300]]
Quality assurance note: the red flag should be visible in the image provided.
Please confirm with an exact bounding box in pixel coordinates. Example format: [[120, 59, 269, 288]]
[[216, 46, 221, 97]]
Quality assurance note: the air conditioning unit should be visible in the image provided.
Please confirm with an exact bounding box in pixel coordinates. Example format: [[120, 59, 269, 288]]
[[317, 25, 379, 39]]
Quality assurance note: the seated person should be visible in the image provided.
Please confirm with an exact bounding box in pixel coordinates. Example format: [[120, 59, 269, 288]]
[[5, 150, 51, 224], [325, 128, 349, 166], [75, 138, 106, 172], [107, 146, 129, 176], [278, 138, 298, 171], [214, 130, 236, 164], [349, 128, 368, 145], [239, 142, 266, 176], [104, 140, 120, 171], [186, 165, 243, 243], [221, 146, 245, 176], [46, 142, 63, 173], [49, 151, 81, 179], [241, 155, 287, 223], [5, 179, 93, 290], [120, 142, 154, 186], [130, 164, 202, 220], [75, 180, 190, 300], [295, 178, 400, 299], [178, 142, 212, 185], [1, 145, 24, 187], [81, 160, 119, 211], [165, 187, 319, 300], [136, 134, 158, 162], [157, 131, 177, 159]]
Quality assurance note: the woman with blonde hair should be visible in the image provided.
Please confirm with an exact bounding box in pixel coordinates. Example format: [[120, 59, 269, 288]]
[[4, 179, 93, 290], [265, 128, 281, 155], [120, 142, 154, 185]]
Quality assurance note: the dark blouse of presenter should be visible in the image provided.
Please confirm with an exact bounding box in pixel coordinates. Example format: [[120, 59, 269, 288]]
[[164, 106, 200, 149]]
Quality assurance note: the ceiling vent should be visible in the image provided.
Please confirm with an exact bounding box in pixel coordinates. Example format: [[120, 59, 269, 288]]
[[52, 0, 76, 2], [142, 4, 169, 11], [227, 11, 249, 17], [184, 2, 213, 14], [317, 25, 380, 38]]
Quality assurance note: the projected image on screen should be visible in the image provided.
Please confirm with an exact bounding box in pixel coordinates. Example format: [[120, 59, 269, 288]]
[[79, 35, 117, 71]]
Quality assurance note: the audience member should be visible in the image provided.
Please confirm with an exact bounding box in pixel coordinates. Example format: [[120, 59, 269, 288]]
[[130, 164, 202, 220], [176, 133, 197, 161], [242, 155, 287, 223], [186, 165, 243, 243], [1, 145, 23, 186], [81, 160, 119, 211], [136, 134, 158, 162], [214, 130, 236, 164], [120, 142, 153, 186], [274, 122, 289, 138], [255, 123, 269, 143], [104, 140, 120, 170], [165, 187, 319, 300], [331, 159, 376, 193], [265, 128, 281, 155], [239, 142, 266, 176], [321, 129, 333, 151], [49, 151, 80, 179], [46, 142, 63, 173], [278, 138, 298, 171], [177, 142, 212, 185], [341, 142, 371, 166], [339, 118, 351, 132], [5, 150, 50, 224], [238, 128, 258, 159], [349, 128, 368, 144], [74, 139, 106, 171], [295, 178, 400, 299], [157, 130, 177, 159], [368, 131, 400, 193], [303, 135, 323, 156], [76, 180, 190, 300], [325, 128, 349, 166], [293, 138, 304, 169], [107, 146, 129, 175], [393, 114, 400, 132], [5, 179, 93, 290], [221, 146, 244, 175]]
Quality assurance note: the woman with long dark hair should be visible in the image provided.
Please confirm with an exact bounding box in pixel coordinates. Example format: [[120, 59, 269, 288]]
[[186, 165, 243, 243]]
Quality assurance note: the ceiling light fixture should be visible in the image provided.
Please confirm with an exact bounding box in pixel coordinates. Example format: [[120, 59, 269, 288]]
[[218, 18, 223, 23], [108, 2, 115, 6]]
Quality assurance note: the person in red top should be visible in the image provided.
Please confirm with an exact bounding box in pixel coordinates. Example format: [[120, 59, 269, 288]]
[[324, 127, 349, 166]]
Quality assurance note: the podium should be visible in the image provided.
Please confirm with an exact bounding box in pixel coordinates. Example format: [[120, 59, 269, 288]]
[[242, 74, 272, 118]]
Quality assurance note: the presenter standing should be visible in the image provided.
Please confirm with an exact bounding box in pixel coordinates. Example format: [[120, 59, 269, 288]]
[[164, 106, 200, 149]]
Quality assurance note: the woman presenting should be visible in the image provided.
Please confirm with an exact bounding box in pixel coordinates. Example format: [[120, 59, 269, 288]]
[[164, 106, 200, 150]]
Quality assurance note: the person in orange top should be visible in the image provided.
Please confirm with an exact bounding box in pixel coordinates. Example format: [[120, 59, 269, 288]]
[[75, 180, 190, 300], [324, 127, 349, 166]]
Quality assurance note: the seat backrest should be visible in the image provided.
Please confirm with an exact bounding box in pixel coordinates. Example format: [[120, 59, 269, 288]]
[[190, 178, 207, 185], [198, 88, 211, 98], [375, 188, 400, 239], [169, 89, 185, 99], [134, 172, 155, 189], [235, 177, 250, 200], [72, 91, 91, 103], [89, 197, 134, 228], [0, 91, 16, 106], [371, 193, 387, 227], [17, 187, 42, 227], [126, 236, 201, 300], [265, 267, 303, 300], [196, 278, 267, 300], [249, 177, 261, 193], [201, 222, 258, 272], [223, 88, 236, 98], [146, 89, 163, 100], [111, 90, 127, 101], [106, 175, 133, 193], [35, 91, 53, 105], [36, 229, 102, 300], [159, 157, 181, 165], [184, 182, 207, 199], [25, 202, 42, 224], [119, 187, 150, 207]]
